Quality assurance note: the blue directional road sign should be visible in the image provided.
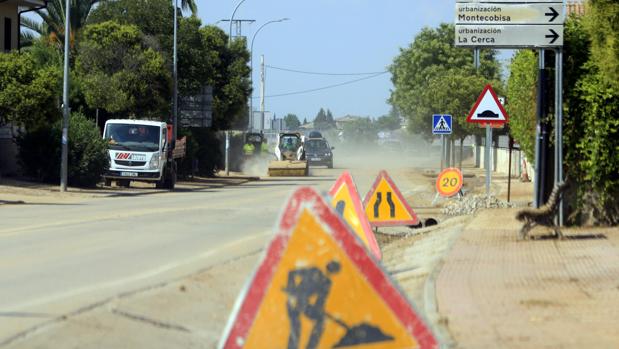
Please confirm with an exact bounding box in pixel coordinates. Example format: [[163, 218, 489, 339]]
[[432, 114, 452, 135]]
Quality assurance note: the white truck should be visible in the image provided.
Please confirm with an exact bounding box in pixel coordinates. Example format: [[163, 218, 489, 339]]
[[102, 119, 184, 189]]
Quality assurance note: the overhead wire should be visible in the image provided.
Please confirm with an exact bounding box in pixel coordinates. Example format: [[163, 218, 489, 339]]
[[256, 66, 389, 98], [265, 65, 388, 76]]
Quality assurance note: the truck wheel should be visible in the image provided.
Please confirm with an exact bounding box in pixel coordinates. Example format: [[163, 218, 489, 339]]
[[118, 179, 130, 188], [104, 178, 112, 187], [328, 161, 333, 169]]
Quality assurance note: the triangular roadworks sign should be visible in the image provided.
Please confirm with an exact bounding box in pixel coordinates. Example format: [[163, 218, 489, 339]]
[[329, 171, 382, 260], [218, 187, 437, 349], [466, 84, 509, 125], [363, 171, 420, 227]]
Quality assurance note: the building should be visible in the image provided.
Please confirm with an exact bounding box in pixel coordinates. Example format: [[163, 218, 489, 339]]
[[566, 0, 586, 16], [0, 0, 47, 52]]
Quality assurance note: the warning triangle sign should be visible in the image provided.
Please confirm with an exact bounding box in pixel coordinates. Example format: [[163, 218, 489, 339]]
[[466, 84, 509, 125], [363, 171, 420, 227], [329, 171, 382, 260], [218, 187, 437, 349]]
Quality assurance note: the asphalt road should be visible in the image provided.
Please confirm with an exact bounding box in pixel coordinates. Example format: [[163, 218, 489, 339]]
[[0, 149, 436, 343]]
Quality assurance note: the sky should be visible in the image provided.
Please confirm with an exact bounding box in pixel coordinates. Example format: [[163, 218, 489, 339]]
[[196, 0, 457, 121]]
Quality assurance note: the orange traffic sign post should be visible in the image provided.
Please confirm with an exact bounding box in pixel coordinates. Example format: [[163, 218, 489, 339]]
[[218, 187, 437, 349], [436, 168, 464, 198], [363, 170, 420, 227], [329, 171, 382, 260]]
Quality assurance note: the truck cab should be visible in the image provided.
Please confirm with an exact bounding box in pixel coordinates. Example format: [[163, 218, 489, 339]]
[[102, 119, 176, 189]]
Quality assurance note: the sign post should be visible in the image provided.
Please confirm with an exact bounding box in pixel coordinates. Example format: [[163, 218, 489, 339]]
[[465, 84, 509, 197], [455, 0, 564, 208], [433, 114, 452, 171]]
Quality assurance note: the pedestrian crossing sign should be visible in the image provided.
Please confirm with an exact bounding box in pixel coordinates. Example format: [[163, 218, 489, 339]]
[[432, 114, 452, 135], [218, 187, 438, 349], [363, 170, 420, 227], [329, 171, 382, 260]]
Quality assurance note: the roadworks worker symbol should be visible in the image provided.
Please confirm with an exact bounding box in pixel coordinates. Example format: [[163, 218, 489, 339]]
[[436, 168, 464, 198], [218, 187, 438, 349], [329, 171, 381, 260], [363, 171, 420, 227]]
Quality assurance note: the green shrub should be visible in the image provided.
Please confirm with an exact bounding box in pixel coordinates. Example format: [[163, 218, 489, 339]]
[[17, 112, 109, 187]]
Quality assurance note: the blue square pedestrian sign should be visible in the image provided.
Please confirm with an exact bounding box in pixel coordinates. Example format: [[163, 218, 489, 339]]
[[432, 114, 452, 135]]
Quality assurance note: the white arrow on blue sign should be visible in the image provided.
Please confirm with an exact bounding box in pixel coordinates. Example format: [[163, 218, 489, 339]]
[[433, 114, 452, 135]]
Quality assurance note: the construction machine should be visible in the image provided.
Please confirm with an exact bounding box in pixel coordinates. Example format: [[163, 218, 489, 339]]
[[268, 132, 309, 176]]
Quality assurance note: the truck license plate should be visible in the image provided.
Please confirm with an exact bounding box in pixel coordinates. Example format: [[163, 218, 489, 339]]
[[121, 172, 138, 177], [311, 158, 321, 161]]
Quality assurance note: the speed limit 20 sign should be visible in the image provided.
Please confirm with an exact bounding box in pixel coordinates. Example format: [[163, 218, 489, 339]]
[[436, 168, 463, 197]]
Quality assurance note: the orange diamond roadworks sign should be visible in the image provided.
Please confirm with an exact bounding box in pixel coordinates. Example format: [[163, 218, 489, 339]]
[[436, 168, 464, 198], [363, 170, 420, 227], [329, 171, 382, 260], [218, 187, 437, 349]]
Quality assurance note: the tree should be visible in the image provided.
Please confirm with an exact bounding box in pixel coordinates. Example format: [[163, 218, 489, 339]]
[[389, 23, 500, 140], [303, 117, 308, 125], [314, 108, 328, 130], [376, 107, 402, 131], [284, 114, 301, 130], [0, 52, 61, 130], [563, 8, 619, 225], [21, 0, 101, 47], [326, 109, 335, 127], [88, 1, 250, 129], [342, 117, 377, 145], [584, 0, 619, 91], [506, 50, 538, 162], [75, 21, 171, 118], [88, 0, 174, 55]]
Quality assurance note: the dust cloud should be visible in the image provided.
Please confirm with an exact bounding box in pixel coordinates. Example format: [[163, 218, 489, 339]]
[[240, 154, 273, 177]]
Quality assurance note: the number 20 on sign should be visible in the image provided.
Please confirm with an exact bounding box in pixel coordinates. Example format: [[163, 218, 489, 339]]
[[436, 168, 463, 198]]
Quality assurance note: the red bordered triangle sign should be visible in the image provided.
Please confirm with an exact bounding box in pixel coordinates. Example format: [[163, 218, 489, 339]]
[[363, 170, 420, 227], [466, 84, 509, 125], [218, 187, 437, 349], [329, 171, 382, 260]]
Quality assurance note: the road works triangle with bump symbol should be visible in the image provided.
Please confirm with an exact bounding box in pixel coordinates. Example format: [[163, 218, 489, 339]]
[[363, 170, 420, 227], [218, 187, 438, 349], [329, 171, 382, 260], [466, 84, 509, 125]]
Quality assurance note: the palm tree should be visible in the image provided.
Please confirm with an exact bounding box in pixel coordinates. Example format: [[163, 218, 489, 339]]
[[179, 0, 197, 16], [20, 0, 100, 46], [20, 0, 197, 47]]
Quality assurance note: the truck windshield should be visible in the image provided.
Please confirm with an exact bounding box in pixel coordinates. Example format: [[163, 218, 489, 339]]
[[104, 124, 160, 152]]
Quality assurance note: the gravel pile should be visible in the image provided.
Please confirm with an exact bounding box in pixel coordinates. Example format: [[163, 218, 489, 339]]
[[442, 195, 513, 216]]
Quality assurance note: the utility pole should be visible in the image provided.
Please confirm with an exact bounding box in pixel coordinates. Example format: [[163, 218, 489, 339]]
[[534, 50, 547, 208], [555, 49, 564, 225], [60, 0, 71, 192], [260, 54, 265, 131], [172, 0, 178, 144]]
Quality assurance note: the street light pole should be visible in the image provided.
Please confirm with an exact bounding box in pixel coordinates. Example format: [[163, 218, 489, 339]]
[[248, 18, 289, 130], [229, 0, 247, 44], [60, 0, 71, 192]]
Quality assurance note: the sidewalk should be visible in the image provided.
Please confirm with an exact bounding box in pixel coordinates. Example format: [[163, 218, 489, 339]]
[[436, 208, 619, 348]]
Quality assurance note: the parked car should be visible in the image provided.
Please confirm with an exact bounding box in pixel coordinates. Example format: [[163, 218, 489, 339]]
[[304, 138, 334, 168]]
